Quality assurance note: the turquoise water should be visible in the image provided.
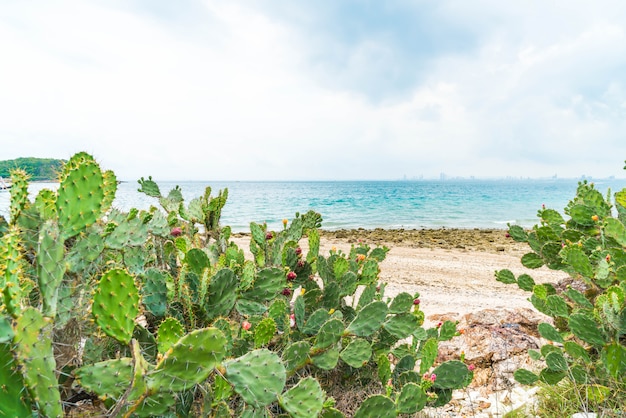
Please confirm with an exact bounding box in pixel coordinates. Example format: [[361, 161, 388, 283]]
[[2, 179, 626, 233]]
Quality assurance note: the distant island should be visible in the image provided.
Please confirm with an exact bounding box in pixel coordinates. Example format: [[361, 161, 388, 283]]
[[0, 157, 65, 181]]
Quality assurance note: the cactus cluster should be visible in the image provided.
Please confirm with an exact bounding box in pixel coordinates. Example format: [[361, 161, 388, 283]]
[[497, 177, 626, 410], [0, 151, 472, 417]]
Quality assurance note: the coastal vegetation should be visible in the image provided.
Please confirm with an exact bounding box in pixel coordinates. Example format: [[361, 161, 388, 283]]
[[496, 168, 626, 416], [0, 152, 624, 416], [0, 157, 65, 181], [0, 153, 471, 417]]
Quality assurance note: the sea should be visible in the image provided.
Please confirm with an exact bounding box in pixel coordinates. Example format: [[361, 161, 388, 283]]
[[2, 178, 626, 233]]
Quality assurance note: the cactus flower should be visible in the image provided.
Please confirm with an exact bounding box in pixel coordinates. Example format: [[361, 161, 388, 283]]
[[328, 308, 335, 315], [282, 288, 291, 296], [297, 260, 305, 269], [413, 298, 420, 305], [468, 364, 475, 371], [430, 374, 437, 382], [300, 288, 305, 296], [437, 322, 442, 328], [505, 232, 510, 238], [242, 321, 251, 331], [286, 271, 297, 281], [289, 313, 296, 328], [356, 254, 366, 262], [592, 214, 599, 222], [606, 254, 611, 262], [170, 227, 182, 237], [282, 218, 288, 227]]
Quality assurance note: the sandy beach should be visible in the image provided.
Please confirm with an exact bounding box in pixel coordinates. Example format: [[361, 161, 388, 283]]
[[233, 228, 568, 322]]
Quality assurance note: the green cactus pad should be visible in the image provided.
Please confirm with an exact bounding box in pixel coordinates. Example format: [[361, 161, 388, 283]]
[[353, 395, 396, 418], [236, 299, 268, 316], [282, 341, 310, 374], [37, 221, 65, 317], [313, 318, 344, 350], [302, 308, 331, 335], [137, 176, 162, 197], [66, 228, 104, 273], [92, 268, 140, 345], [268, 298, 289, 332], [13, 307, 62, 417], [388, 292, 414, 314], [356, 283, 377, 309], [156, 317, 185, 354], [564, 341, 591, 364], [242, 267, 287, 302], [100, 169, 117, 213], [254, 317, 277, 348], [75, 358, 133, 400], [141, 269, 169, 318], [34, 188, 57, 220], [205, 268, 238, 321], [396, 382, 427, 414], [224, 348, 286, 408], [537, 323, 564, 343], [432, 360, 470, 390], [339, 338, 372, 368], [0, 229, 23, 317], [321, 281, 342, 310], [513, 368, 539, 385], [9, 169, 30, 225], [495, 269, 517, 285], [104, 211, 150, 249], [149, 327, 227, 392], [569, 312, 606, 346], [310, 347, 340, 370], [347, 301, 387, 337], [185, 248, 210, 275], [545, 351, 568, 372], [279, 376, 325, 418], [602, 342, 626, 379], [383, 313, 418, 339], [419, 338, 438, 374], [0, 343, 32, 417], [438, 320, 458, 341], [293, 294, 305, 330], [56, 158, 105, 240]]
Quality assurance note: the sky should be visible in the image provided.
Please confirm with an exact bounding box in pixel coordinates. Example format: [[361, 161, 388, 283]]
[[1, 1, 626, 181]]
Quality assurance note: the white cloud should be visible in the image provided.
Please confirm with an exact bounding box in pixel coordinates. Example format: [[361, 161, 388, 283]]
[[1, 0, 625, 180]]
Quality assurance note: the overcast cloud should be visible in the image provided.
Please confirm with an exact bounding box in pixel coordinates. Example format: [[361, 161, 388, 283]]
[[1, 1, 625, 180]]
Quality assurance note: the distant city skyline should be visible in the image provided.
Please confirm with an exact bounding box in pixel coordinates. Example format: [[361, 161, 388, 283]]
[[2, 1, 626, 181]]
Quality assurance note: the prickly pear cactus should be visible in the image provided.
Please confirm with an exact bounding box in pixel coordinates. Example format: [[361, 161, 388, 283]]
[[9, 169, 30, 226], [56, 153, 106, 240], [13, 308, 62, 417], [92, 268, 140, 345], [37, 221, 65, 317], [0, 228, 23, 317], [224, 349, 287, 408], [148, 327, 227, 392], [0, 342, 32, 417], [497, 176, 626, 411], [278, 376, 325, 418], [353, 394, 396, 418]]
